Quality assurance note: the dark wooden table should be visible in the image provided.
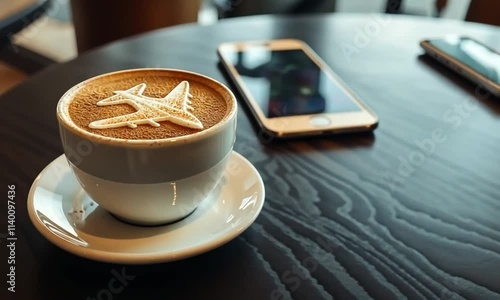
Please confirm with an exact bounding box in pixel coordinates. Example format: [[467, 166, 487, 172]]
[[1, 14, 500, 300]]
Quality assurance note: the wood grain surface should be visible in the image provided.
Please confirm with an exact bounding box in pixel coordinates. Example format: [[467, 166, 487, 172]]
[[0, 14, 499, 300]]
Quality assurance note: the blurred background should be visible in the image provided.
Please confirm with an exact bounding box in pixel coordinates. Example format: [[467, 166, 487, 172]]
[[1, 0, 492, 95]]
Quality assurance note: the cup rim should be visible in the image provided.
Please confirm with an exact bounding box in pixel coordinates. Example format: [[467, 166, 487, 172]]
[[57, 68, 237, 146]]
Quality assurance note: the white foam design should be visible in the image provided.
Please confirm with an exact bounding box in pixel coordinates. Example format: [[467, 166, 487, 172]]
[[89, 81, 204, 130]]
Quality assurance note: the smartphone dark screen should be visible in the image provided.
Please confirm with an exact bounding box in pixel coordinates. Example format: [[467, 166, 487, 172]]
[[222, 48, 361, 118], [428, 37, 500, 84]]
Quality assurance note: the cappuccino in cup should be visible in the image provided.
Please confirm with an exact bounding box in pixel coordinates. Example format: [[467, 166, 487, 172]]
[[57, 69, 237, 225]]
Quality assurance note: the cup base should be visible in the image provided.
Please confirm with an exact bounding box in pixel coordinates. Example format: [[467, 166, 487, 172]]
[[109, 207, 198, 227]]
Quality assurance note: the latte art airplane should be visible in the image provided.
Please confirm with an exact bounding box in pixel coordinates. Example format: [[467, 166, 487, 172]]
[[89, 81, 204, 130]]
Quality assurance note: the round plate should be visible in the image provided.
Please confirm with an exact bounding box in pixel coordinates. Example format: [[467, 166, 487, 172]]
[[27, 151, 265, 264]]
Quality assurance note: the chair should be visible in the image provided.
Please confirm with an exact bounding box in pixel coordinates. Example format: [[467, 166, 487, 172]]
[[465, 0, 500, 26], [0, 0, 55, 74], [70, 0, 202, 53]]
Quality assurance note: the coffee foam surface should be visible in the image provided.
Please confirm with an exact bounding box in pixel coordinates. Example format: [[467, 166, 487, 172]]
[[65, 71, 229, 140]]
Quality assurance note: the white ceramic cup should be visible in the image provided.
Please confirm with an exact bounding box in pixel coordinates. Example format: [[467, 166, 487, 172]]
[[56, 69, 237, 225]]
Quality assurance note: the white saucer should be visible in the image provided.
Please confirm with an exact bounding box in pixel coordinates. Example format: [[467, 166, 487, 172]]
[[28, 151, 265, 264]]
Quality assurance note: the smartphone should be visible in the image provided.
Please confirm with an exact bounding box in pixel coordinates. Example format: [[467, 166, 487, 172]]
[[217, 39, 378, 139], [420, 36, 500, 97]]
